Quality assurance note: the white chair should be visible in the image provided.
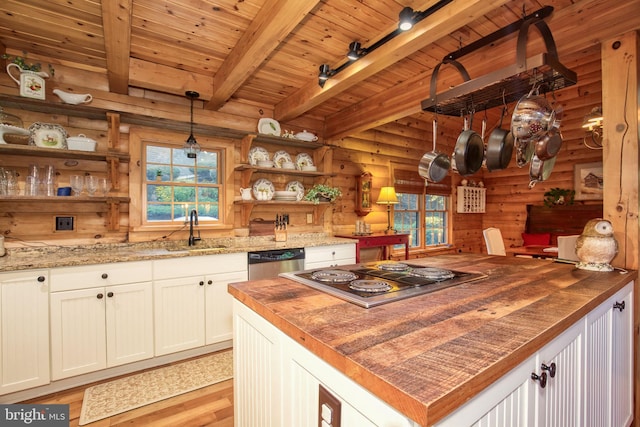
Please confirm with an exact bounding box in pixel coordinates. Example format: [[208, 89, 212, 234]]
[[483, 227, 506, 256], [557, 235, 580, 262]]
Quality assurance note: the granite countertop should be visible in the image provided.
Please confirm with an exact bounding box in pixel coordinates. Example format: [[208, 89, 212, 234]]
[[0, 233, 355, 272], [228, 254, 637, 426]]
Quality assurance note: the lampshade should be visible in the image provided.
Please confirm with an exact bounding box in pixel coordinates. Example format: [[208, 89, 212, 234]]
[[376, 187, 399, 205], [582, 106, 603, 131]]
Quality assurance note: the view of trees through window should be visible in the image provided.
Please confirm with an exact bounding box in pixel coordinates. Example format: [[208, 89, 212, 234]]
[[144, 144, 222, 223], [394, 193, 449, 248]]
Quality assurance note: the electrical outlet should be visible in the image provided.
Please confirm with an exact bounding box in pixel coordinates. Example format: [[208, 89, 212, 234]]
[[307, 213, 313, 224], [55, 216, 74, 231], [318, 385, 341, 427]]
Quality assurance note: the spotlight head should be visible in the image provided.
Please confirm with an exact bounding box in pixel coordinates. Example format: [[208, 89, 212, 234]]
[[399, 6, 415, 31], [347, 41, 361, 60], [318, 64, 330, 81]]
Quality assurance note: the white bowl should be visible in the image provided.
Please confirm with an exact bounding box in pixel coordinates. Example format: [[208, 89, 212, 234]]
[[274, 190, 298, 198], [301, 165, 317, 172], [257, 160, 274, 168], [281, 161, 296, 170], [67, 134, 97, 151]]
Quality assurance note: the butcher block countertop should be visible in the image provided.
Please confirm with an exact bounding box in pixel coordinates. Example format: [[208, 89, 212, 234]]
[[228, 254, 637, 426]]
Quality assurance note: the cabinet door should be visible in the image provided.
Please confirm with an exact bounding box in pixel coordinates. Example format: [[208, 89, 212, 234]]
[[585, 281, 633, 427], [154, 276, 205, 356], [304, 244, 356, 269], [50, 287, 107, 380], [106, 281, 154, 367], [534, 319, 584, 427], [0, 270, 50, 394], [205, 270, 246, 345]]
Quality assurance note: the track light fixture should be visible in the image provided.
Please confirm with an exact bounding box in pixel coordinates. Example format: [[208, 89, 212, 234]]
[[347, 41, 364, 60], [398, 7, 415, 31], [317, 1, 453, 88]]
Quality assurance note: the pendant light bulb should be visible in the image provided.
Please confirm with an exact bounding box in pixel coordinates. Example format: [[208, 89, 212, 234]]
[[184, 91, 201, 159]]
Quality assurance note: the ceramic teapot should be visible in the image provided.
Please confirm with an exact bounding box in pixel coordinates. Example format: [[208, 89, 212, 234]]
[[53, 89, 93, 105], [6, 63, 49, 100], [240, 188, 252, 200]]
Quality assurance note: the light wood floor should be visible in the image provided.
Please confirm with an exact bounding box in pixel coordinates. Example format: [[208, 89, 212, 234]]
[[22, 354, 234, 427]]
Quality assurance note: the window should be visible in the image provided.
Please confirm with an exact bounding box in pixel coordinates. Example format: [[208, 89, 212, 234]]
[[129, 128, 235, 235], [144, 144, 222, 223], [395, 193, 450, 248], [391, 163, 451, 249]]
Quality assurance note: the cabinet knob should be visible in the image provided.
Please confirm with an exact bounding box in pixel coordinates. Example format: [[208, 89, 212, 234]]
[[107, 292, 114, 298], [37, 276, 46, 282], [541, 362, 556, 378], [331, 251, 335, 256], [97, 293, 104, 299], [613, 301, 625, 312], [207, 280, 213, 285], [199, 281, 205, 286], [101, 273, 108, 279], [531, 372, 547, 388]]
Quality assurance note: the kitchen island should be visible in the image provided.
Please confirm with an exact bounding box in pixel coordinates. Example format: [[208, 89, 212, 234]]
[[228, 254, 637, 426]]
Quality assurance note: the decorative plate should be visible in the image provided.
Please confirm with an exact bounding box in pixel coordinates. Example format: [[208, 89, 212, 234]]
[[311, 270, 358, 283], [273, 150, 293, 168], [248, 146, 270, 165], [28, 122, 68, 149], [295, 152, 314, 169], [258, 118, 281, 136], [285, 180, 305, 201], [0, 124, 30, 144], [252, 178, 275, 200]]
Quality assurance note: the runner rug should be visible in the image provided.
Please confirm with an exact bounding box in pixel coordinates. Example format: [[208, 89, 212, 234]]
[[79, 350, 233, 425]]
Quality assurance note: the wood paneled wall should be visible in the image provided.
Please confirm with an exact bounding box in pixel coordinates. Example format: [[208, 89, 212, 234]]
[[0, 46, 605, 250]]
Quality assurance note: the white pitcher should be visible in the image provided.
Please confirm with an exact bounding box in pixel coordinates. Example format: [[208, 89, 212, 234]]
[[6, 63, 49, 100], [240, 188, 252, 200]]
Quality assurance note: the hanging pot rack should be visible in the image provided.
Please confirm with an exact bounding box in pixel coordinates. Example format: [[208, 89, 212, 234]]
[[421, 6, 577, 116]]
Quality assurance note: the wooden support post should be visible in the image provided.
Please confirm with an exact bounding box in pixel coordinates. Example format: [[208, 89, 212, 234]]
[[601, 29, 639, 427]]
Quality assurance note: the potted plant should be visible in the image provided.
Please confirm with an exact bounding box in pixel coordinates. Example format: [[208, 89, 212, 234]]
[[304, 184, 342, 203], [543, 188, 575, 207]]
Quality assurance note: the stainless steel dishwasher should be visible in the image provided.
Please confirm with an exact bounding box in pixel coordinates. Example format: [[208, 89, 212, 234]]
[[247, 248, 305, 280]]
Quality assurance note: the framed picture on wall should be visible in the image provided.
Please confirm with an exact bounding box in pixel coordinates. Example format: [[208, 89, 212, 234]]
[[355, 171, 373, 216], [574, 162, 603, 200]]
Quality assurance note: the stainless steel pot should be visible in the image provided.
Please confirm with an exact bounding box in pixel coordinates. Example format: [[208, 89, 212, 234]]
[[528, 153, 557, 188], [419, 120, 450, 183], [511, 92, 556, 143], [453, 115, 484, 176]]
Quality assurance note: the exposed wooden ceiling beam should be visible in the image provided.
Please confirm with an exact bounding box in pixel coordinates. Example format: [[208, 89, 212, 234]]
[[324, 0, 640, 140], [273, 0, 510, 123], [101, 0, 133, 94], [206, 0, 320, 110]]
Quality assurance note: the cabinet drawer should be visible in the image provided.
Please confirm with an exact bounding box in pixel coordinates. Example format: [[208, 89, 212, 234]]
[[305, 244, 356, 263], [153, 252, 247, 280], [50, 261, 153, 292]]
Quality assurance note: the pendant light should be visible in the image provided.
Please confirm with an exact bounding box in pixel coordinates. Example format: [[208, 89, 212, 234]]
[[184, 90, 201, 159]]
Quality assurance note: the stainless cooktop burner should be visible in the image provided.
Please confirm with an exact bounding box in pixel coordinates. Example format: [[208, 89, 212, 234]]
[[348, 279, 392, 293], [280, 261, 487, 308]]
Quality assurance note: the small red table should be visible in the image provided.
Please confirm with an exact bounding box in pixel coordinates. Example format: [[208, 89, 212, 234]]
[[336, 233, 410, 262]]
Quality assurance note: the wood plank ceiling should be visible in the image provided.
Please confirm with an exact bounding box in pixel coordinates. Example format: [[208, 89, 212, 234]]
[[0, 0, 639, 138]]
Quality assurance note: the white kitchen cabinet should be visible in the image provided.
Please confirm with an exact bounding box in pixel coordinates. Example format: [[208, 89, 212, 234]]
[[585, 281, 634, 427], [233, 299, 417, 427], [304, 243, 356, 269], [49, 261, 153, 380], [153, 253, 246, 356], [437, 281, 634, 427], [0, 269, 50, 395]]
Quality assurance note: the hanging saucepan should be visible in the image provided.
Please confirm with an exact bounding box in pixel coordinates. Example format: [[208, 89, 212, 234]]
[[453, 113, 484, 176], [528, 153, 557, 188], [534, 105, 564, 160], [418, 119, 450, 183], [486, 105, 514, 171]]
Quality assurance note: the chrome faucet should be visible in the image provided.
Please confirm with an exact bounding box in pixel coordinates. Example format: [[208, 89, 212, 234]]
[[188, 209, 201, 246]]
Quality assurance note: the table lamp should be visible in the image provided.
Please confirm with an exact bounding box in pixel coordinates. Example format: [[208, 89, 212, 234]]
[[376, 186, 398, 234]]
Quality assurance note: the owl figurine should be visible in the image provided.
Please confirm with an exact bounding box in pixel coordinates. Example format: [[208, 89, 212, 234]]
[[575, 218, 618, 271]]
